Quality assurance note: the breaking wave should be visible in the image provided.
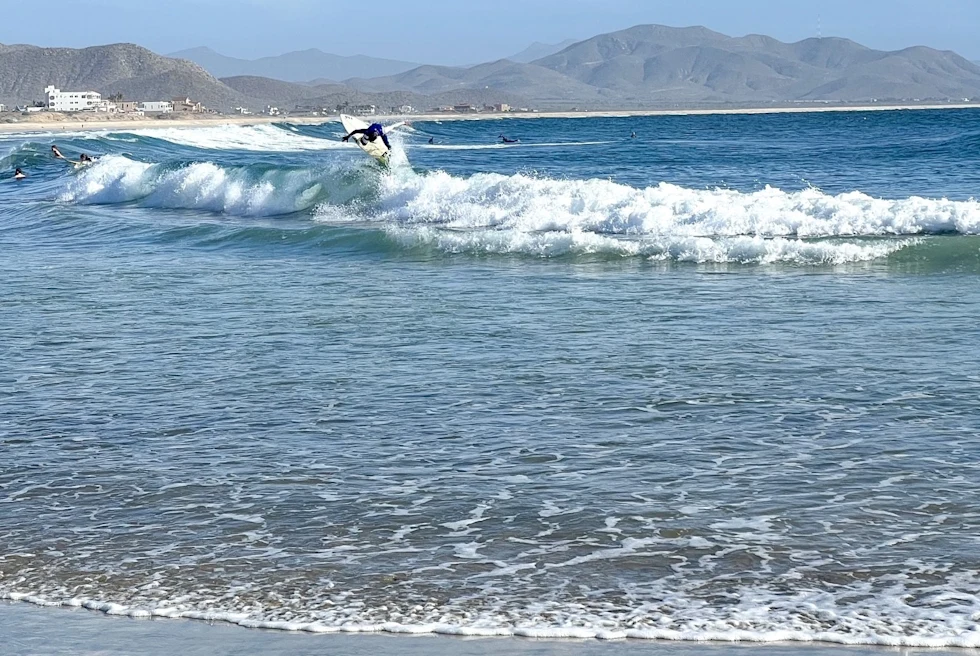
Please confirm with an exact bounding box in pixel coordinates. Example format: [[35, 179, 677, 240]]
[[59, 155, 372, 216], [58, 153, 980, 263]]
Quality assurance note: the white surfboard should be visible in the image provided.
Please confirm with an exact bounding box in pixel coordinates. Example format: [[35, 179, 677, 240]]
[[340, 114, 390, 164]]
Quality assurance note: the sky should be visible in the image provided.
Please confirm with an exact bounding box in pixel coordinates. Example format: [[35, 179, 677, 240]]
[[2, 0, 979, 64]]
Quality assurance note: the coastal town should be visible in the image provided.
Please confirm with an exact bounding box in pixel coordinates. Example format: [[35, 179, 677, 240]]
[[0, 85, 526, 120]]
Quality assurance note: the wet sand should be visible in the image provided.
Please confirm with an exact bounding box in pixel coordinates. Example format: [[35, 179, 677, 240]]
[[3, 602, 975, 656]]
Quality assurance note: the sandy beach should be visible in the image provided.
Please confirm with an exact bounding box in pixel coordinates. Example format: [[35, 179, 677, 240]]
[[0, 102, 978, 134], [3, 602, 973, 656]]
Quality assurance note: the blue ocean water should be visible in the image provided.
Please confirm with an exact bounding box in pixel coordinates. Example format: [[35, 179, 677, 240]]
[[1, 110, 980, 647]]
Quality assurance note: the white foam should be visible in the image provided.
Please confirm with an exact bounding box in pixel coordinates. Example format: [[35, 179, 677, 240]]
[[371, 172, 980, 237], [7, 590, 980, 648], [308, 168, 975, 262]]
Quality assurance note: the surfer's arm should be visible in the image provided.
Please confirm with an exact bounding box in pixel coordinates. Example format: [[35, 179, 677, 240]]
[[342, 128, 367, 142], [381, 134, 391, 150]]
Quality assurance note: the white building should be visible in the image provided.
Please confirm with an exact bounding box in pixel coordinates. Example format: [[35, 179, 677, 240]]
[[45, 86, 102, 112], [0, 103, 6, 112], [139, 101, 174, 114]]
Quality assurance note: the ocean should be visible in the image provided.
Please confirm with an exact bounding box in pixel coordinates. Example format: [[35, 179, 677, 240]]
[[1, 109, 980, 649]]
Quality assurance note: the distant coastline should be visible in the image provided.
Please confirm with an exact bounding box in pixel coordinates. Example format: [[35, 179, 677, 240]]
[[2, 102, 979, 134]]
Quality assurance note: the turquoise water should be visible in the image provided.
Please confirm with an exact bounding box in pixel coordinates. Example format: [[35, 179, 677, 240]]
[[2, 110, 980, 646]]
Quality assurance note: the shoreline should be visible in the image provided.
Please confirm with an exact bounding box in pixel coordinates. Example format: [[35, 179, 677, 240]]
[[0, 103, 978, 134], [2, 601, 973, 656]]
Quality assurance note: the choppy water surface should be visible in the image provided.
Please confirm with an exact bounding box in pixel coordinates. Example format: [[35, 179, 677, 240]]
[[2, 110, 980, 647]]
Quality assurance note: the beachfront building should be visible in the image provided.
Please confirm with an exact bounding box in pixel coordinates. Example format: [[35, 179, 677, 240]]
[[140, 101, 174, 114], [350, 104, 377, 116], [44, 86, 103, 112], [172, 97, 204, 113], [91, 101, 117, 113], [117, 101, 141, 113], [0, 104, 5, 112]]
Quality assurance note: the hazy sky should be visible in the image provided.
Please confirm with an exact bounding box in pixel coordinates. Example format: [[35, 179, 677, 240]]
[[2, 0, 978, 64]]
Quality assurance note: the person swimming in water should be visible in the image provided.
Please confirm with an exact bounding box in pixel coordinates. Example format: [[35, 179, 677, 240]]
[[13, 168, 26, 180], [499, 135, 520, 144], [51, 145, 65, 160], [342, 122, 391, 150], [79, 153, 94, 164]]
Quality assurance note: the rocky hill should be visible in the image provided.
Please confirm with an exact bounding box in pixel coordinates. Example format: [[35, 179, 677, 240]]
[[532, 26, 980, 102], [0, 43, 249, 108]]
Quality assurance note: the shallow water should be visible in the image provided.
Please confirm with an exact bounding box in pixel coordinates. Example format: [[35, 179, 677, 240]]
[[2, 110, 980, 647]]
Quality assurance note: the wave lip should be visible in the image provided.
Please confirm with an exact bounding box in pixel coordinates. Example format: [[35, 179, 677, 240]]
[[123, 123, 344, 152]]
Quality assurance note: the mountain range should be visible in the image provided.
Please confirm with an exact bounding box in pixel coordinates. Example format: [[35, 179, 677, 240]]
[[171, 41, 580, 82], [3, 25, 980, 113], [348, 25, 980, 107]]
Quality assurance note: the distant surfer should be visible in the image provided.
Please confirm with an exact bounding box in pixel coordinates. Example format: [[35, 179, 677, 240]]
[[631, 131, 637, 139], [13, 168, 26, 180], [79, 153, 95, 164], [342, 122, 391, 150], [428, 137, 434, 144], [499, 135, 520, 144], [51, 145, 65, 160]]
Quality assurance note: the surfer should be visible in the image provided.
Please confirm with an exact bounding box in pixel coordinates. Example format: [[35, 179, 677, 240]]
[[13, 168, 26, 180], [79, 153, 95, 164], [631, 131, 637, 139], [51, 145, 65, 160], [342, 122, 391, 150], [499, 135, 520, 144]]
